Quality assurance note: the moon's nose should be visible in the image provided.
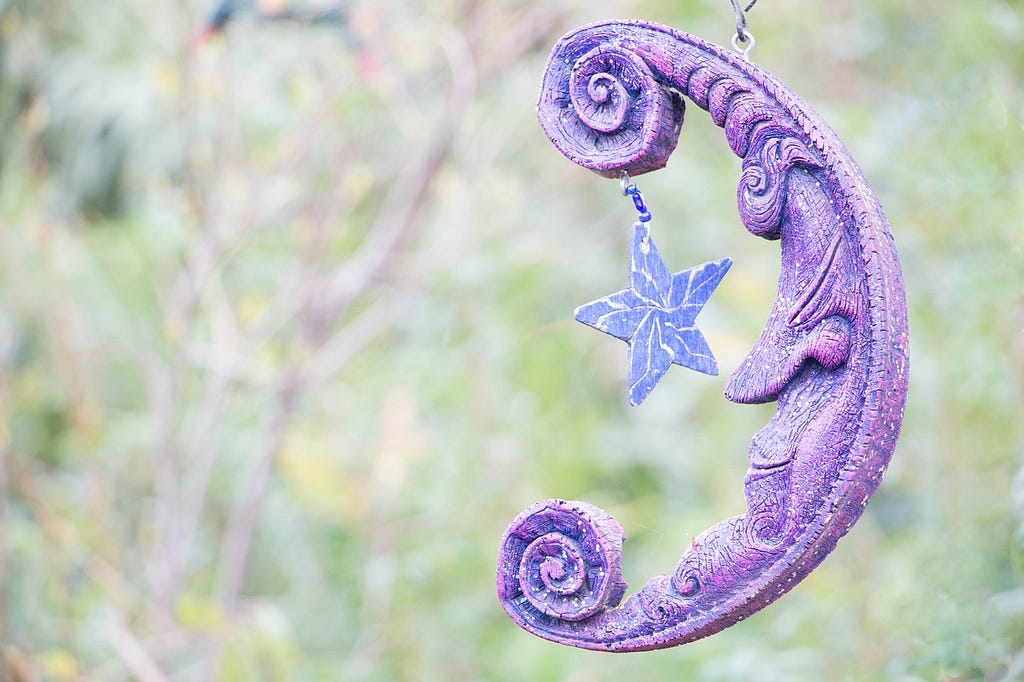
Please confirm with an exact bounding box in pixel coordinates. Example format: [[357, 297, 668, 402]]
[[726, 315, 852, 404]]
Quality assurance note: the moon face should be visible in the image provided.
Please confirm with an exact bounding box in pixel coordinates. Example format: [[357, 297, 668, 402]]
[[497, 21, 909, 651]]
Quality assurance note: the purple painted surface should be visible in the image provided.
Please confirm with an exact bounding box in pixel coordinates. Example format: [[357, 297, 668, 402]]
[[497, 21, 910, 651]]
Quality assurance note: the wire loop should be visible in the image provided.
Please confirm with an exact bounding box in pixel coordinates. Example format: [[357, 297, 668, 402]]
[[732, 31, 755, 60], [729, 0, 758, 58]]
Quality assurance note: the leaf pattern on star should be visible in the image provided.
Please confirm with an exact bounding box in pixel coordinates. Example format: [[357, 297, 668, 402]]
[[574, 289, 651, 342], [627, 313, 673, 406], [666, 325, 719, 375], [629, 223, 672, 306]]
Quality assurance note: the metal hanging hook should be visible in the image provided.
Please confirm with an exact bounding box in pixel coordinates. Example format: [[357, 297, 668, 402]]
[[729, 0, 758, 59]]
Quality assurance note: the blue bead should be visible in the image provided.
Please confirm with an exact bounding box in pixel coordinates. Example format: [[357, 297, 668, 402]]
[[639, 211, 652, 222]]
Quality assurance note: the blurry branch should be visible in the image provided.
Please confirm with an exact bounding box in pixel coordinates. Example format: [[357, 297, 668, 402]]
[[3, 454, 189, 681], [207, 8, 567, 656], [1003, 650, 1024, 682], [305, 24, 477, 338], [163, 65, 362, 605], [89, 0, 574, 673], [7, 0, 563, 672], [304, 290, 409, 394], [309, 121, 454, 335], [209, 0, 568, 620], [472, 3, 567, 77], [171, 95, 368, 602], [214, 367, 300, 613], [207, 16, 482, 627], [306, 2, 565, 335], [210, 295, 405, 648], [0, 305, 14, 642], [0, 441, 7, 644], [149, 3, 365, 617], [106, 621, 171, 682]]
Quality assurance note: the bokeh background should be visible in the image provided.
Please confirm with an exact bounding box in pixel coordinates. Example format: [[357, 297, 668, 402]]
[[1, 0, 1022, 679]]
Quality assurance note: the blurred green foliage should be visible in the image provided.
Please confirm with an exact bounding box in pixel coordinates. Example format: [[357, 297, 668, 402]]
[[0, 0, 1022, 680]]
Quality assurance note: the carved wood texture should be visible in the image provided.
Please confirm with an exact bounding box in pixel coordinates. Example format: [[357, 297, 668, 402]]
[[496, 21, 910, 652]]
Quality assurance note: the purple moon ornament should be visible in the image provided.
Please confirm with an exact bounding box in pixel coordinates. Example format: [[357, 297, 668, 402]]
[[497, 21, 910, 652]]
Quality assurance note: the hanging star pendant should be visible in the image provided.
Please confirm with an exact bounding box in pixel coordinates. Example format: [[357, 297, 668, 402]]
[[575, 222, 732, 406]]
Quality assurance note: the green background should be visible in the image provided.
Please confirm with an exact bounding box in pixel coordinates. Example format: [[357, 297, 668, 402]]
[[1, 0, 1022, 679]]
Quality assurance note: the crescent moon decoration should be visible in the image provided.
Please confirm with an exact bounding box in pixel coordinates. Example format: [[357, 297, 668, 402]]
[[496, 21, 910, 652]]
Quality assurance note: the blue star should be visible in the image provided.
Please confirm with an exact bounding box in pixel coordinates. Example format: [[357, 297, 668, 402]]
[[575, 222, 731, 406]]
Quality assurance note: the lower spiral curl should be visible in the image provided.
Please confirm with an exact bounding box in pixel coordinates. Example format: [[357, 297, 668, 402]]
[[497, 500, 627, 627], [537, 33, 684, 178]]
